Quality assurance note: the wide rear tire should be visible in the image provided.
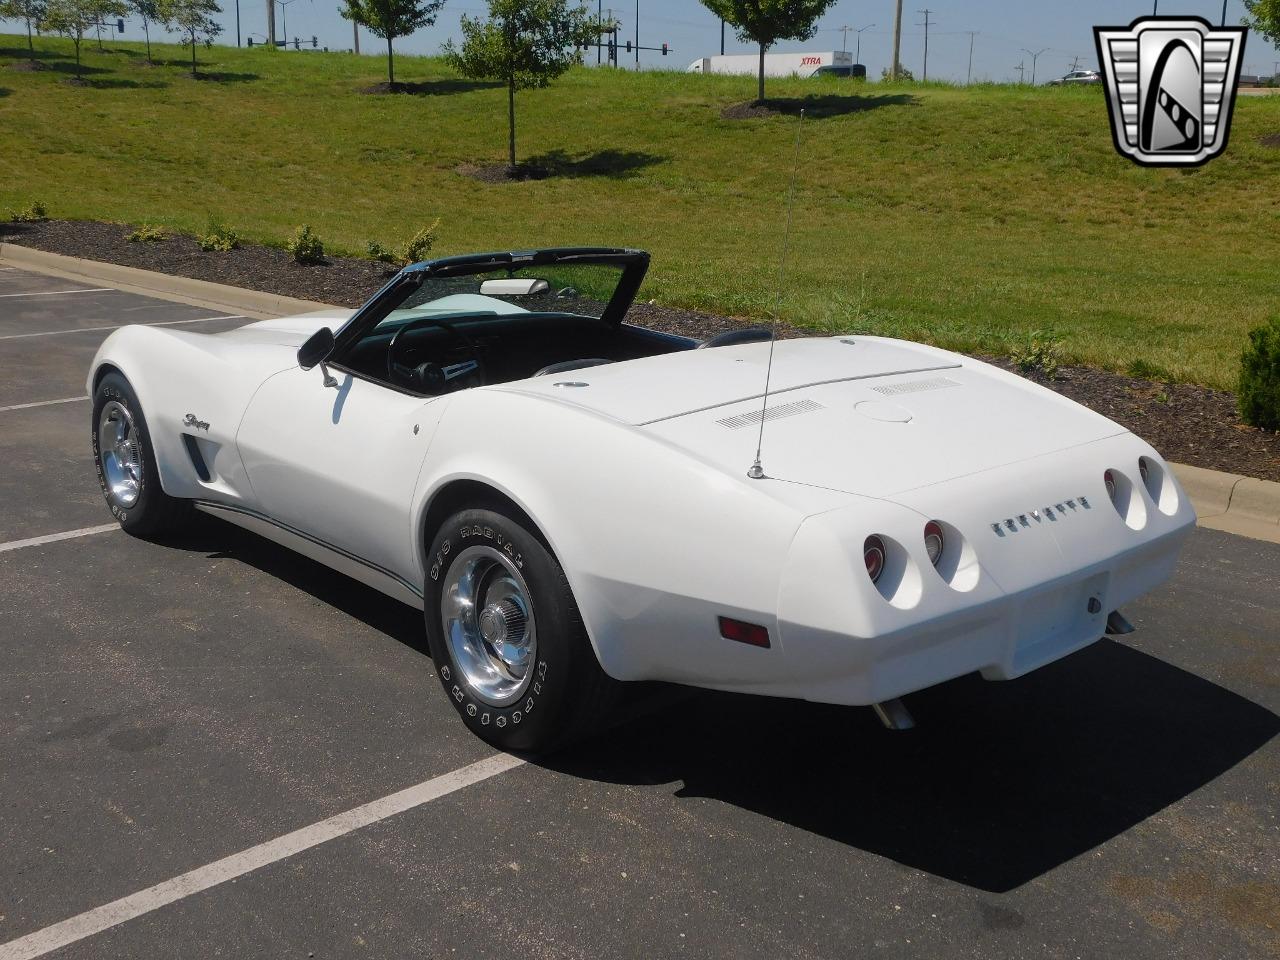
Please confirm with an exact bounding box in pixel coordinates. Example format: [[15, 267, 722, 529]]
[[91, 372, 191, 539], [424, 506, 619, 753]]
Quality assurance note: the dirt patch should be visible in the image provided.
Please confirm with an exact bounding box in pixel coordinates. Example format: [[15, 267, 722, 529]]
[[721, 101, 779, 120], [1258, 132, 1280, 148], [455, 162, 549, 183], [2, 218, 1277, 482], [6, 59, 46, 72]]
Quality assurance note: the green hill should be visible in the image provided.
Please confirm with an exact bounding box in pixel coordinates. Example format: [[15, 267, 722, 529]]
[[3, 35, 1278, 389]]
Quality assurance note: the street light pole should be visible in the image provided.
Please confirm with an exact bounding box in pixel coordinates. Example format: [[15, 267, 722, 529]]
[[1022, 47, 1047, 85], [855, 24, 874, 66], [235, 0, 240, 46]]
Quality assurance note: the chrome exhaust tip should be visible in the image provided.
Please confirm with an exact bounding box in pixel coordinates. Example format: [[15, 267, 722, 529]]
[[1106, 610, 1135, 635], [872, 698, 916, 731]]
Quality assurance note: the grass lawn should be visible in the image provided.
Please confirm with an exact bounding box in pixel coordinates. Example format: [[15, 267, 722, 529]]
[[2, 35, 1279, 390]]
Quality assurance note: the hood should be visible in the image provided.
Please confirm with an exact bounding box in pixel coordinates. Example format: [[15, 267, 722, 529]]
[[517, 337, 1124, 499], [218, 310, 356, 348]]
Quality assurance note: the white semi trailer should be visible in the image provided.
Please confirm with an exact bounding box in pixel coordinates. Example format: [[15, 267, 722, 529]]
[[686, 51, 853, 78]]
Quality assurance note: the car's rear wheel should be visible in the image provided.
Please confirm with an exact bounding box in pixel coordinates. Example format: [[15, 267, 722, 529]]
[[91, 371, 191, 538], [424, 505, 618, 753]]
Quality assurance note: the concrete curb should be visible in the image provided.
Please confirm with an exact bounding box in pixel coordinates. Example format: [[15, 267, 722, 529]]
[[3, 244, 1278, 545], [0, 242, 342, 319], [1170, 463, 1280, 545]]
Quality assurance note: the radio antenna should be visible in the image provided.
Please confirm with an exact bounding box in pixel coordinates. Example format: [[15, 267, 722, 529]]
[[748, 108, 805, 481]]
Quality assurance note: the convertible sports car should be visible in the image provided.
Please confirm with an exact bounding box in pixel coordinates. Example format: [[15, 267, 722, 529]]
[[88, 247, 1196, 750]]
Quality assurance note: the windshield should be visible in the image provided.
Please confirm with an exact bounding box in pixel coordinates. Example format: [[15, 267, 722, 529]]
[[377, 263, 627, 330]]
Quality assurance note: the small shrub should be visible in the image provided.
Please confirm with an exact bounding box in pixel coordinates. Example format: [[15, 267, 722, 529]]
[[1009, 332, 1064, 380], [1126, 358, 1172, 382], [126, 224, 166, 243], [287, 224, 324, 264], [9, 201, 48, 222], [401, 219, 440, 264], [365, 240, 398, 264], [1238, 317, 1280, 432], [198, 220, 240, 252]]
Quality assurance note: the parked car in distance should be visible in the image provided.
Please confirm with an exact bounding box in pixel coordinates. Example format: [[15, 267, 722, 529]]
[[1048, 70, 1102, 85], [811, 64, 867, 79]]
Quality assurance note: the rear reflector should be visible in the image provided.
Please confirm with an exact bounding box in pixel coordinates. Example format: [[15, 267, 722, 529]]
[[718, 616, 771, 648]]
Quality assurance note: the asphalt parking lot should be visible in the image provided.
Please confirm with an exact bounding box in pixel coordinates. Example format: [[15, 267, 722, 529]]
[[0, 264, 1277, 960]]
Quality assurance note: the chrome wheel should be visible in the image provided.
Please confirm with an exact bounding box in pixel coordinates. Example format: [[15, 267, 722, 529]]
[[98, 400, 143, 508], [441, 545, 537, 707]]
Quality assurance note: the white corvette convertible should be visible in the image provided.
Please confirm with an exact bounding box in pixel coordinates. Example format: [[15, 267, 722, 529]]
[[88, 248, 1195, 750]]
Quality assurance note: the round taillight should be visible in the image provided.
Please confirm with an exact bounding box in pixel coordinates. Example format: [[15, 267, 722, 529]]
[[864, 535, 886, 584], [924, 521, 944, 566], [1104, 469, 1117, 501]]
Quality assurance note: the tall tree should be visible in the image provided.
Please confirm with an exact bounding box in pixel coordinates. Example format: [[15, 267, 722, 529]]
[[698, 0, 838, 102], [1243, 0, 1280, 47], [339, 0, 446, 85], [158, 0, 222, 77], [0, 0, 47, 61], [129, 0, 159, 62], [443, 0, 595, 169]]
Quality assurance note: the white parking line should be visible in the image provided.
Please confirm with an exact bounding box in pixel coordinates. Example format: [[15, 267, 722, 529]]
[[0, 753, 526, 960], [0, 396, 87, 413], [0, 524, 120, 554], [0, 315, 244, 341], [0, 288, 113, 299]]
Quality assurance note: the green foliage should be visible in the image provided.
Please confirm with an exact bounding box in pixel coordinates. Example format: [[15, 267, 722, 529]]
[[339, 0, 445, 84], [157, 0, 222, 75], [1243, 0, 1280, 47], [699, 0, 837, 100], [1238, 318, 1280, 431], [443, 0, 596, 165], [402, 219, 439, 263], [365, 239, 398, 263], [0, 0, 47, 55], [287, 223, 325, 263], [8, 200, 47, 221], [1009, 332, 1064, 380], [197, 218, 239, 251], [881, 64, 914, 82], [126, 223, 165, 242]]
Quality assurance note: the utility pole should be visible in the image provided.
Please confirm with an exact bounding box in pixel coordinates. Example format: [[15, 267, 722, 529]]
[[1069, 54, 1080, 71], [1222, 1, 1228, 26], [965, 30, 978, 84], [1014, 60, 1025, 84], [267, 0, 276, 48], [353, 20, 359, 54], [855, 24, 874, 66], [634, 0, 639, 71], [1022, 47, 1047, 85], [891, 0, 903, 79], [838, 25, 850, 54], [916, 9, 933, 81], [597, 0, 601, 64], [235, 0, 240, 46]]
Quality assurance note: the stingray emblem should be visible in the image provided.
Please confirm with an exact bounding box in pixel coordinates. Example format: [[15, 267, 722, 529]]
[[1094, 17, 1246, 167]]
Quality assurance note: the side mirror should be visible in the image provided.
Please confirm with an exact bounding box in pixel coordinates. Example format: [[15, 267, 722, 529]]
[[297, 327, 338, 386]]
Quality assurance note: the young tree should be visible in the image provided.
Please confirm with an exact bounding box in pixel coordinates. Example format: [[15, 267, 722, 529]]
[[339, 0, 446, 86], [1243, 0, 1280, 46], [698, 0, 838, 102], [41, 0, 121, 80], [443, 0, 596, 169], [129, 0, 159, 62], [158, 0, 222, 77], [0, 0, 47, 61]]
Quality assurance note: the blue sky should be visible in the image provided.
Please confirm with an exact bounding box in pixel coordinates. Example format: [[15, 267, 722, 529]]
[[101, 1, 1280, 84]]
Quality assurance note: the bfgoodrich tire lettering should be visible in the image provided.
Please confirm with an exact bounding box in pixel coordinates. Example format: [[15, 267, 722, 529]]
[[424, 506, 618, 752], [91, 372, 191, 538]]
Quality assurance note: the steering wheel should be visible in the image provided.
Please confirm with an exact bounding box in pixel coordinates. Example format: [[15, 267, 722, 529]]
[[386, 317, 486, 395]]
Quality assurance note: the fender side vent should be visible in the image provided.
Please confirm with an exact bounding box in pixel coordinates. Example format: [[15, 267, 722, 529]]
[[871, 377, 961, 397], [182, 434, 212, 482], [717, 399, 824, 430]]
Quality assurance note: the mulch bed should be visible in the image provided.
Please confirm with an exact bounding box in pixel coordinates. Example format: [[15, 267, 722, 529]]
[[6, 59, 45, 72], [455, 162, 549, 183], [4, 218, 1277, 482]]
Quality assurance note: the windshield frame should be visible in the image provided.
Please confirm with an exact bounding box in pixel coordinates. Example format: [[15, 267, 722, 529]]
[[333, 247, 650, 357]]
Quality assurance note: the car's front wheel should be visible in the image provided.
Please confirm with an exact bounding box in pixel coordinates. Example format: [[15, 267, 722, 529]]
[[91, 371, 191, 538], [424, 506, 618, 753]]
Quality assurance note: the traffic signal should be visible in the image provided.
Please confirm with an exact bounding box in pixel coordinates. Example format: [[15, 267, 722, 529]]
[[662, 43, 668, 56], [625, 40, 632, 53]]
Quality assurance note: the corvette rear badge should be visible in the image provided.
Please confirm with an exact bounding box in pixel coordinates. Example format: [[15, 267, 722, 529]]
[[1093, 16, 1246, 167]]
